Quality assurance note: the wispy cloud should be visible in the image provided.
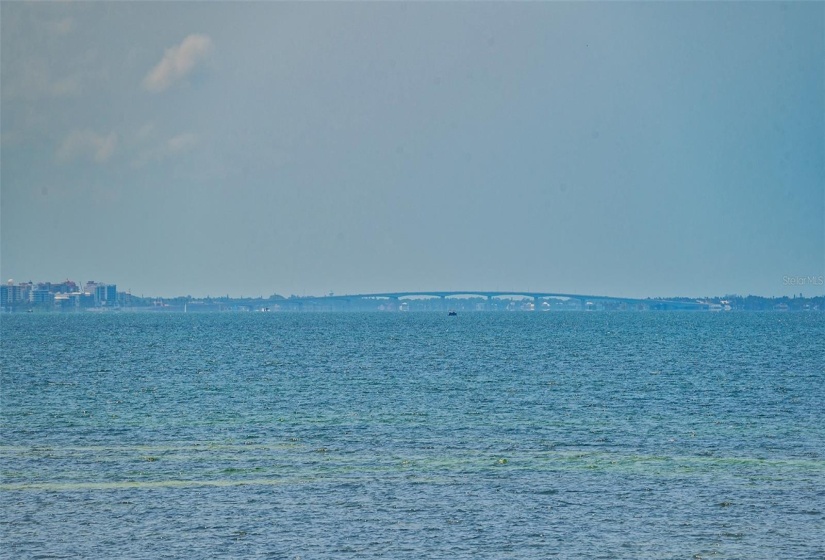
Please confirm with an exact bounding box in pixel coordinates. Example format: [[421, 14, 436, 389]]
[[166, 132, 198, 154], [142, 34, 213, 93], [131, 130, 199, 167], [136, 122, 157, 141], [49, 75, 81, 97], [56, 130, 117, 163], [2, 58, 82, 100], [47, 17, 74, 36]]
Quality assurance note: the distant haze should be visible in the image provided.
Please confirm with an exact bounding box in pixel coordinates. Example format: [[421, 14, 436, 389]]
[[2, 2, 822, 298]]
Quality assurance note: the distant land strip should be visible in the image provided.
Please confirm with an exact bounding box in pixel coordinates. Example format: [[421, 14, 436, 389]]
[[4, 280, 823, 313]]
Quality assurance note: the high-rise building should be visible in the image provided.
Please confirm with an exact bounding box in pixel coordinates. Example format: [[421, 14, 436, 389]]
[[31, 289, 55, 306], [90, 283, 118, 306], [2, 280, 33, 310]]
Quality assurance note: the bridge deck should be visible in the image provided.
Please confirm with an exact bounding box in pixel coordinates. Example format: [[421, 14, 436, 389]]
[[290, 291, 704, 308]]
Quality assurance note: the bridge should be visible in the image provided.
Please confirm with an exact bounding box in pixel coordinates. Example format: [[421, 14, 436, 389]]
[[279, 291, 708, 311]]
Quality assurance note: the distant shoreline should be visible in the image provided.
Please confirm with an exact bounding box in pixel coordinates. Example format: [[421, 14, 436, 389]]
[[3, 292, 822, 313]]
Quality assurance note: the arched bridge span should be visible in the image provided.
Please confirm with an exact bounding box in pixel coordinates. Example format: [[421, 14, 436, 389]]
[[290, 291, 706, 309]]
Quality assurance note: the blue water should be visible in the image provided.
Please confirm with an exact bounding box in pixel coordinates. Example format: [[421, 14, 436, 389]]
[[2, 312, 823, 559]]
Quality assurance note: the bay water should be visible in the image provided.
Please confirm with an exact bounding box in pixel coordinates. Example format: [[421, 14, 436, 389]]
[[1, 311, 823, 558]]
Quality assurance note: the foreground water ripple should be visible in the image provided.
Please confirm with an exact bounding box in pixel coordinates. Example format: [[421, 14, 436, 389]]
[[2, 311, 823, 559]]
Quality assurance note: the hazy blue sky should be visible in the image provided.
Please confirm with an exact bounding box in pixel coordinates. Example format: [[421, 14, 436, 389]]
[[2, 2, 822, 298]]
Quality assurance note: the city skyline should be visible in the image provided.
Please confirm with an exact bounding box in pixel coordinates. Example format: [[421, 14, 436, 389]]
[[2, 2, 823, 298]]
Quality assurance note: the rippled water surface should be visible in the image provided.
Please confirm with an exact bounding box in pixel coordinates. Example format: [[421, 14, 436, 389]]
[[2, 312, 823, 558]]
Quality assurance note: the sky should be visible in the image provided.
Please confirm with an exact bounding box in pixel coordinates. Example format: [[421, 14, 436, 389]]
[[1, 2, 823, 299]]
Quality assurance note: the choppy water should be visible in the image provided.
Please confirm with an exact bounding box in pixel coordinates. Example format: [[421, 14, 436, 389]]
[[1, 311, 823, 559]]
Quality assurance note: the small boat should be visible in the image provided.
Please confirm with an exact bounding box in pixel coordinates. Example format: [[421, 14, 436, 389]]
[[448, 310, 457, 316]]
